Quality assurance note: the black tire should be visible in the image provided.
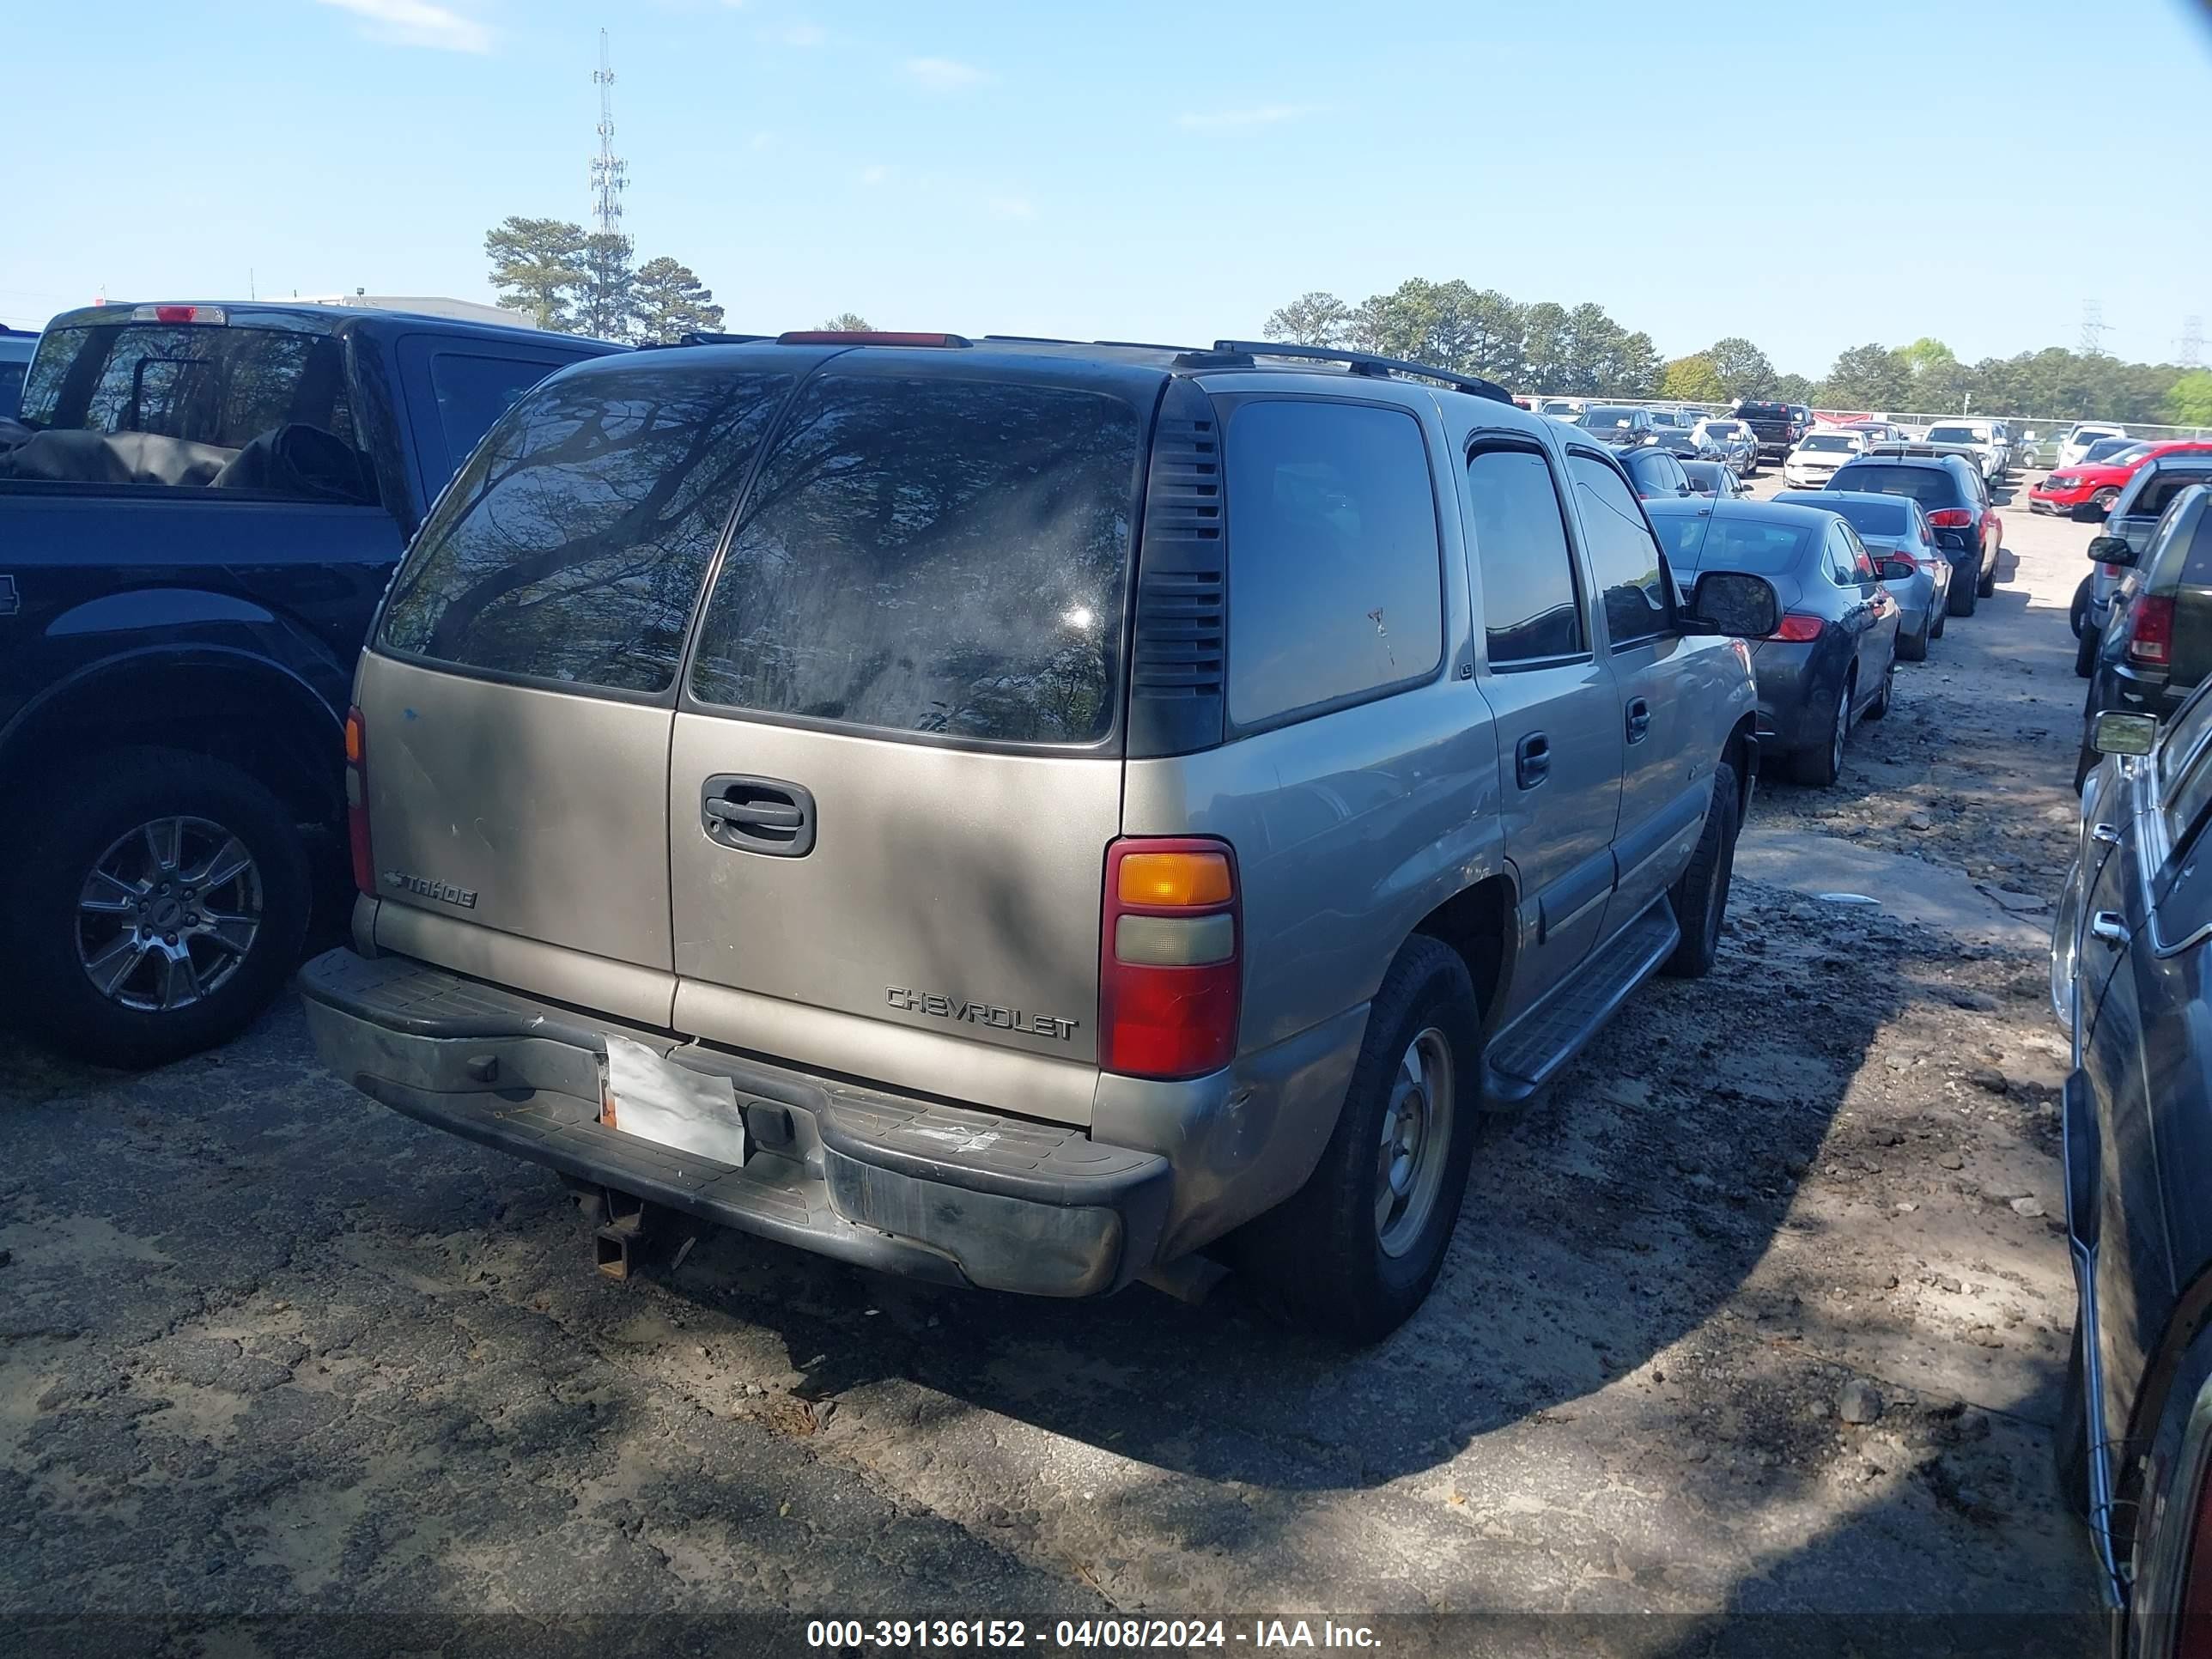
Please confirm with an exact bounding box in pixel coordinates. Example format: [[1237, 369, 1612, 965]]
[[1899, 619, 1930, 662], [1789, 671, 1853, 787], [2092, 487, 2119, 520], [2077, 625, 2101, 680], [1864, 654, 1895, 720], [1948, 568, 1980, 617], [8, 749, 311, 1067], [1978, 550, 1999, 599], [1238, 936, 1485, 1345], [2054, 1315, 2093, 1518], [1662, 760, 1739, 979], [2118, 1322, 2212, 1651], [2071, 575, 2092, 640], [1930, 605, 1948, 641]]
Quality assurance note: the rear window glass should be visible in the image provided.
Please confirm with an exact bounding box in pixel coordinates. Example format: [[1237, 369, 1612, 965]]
[[380, 365, 793, 693], [1924, 426, 1983, 446], [1804, 496, 1907, 538], [1735, 403, 1787, 419], [1579, 406, 1638, 430], [1826, 463, 1960, 508], [1799, 434, 1860, 453], [2136, 473, 2212, 520], [427, 351, 569, 473], [1222, 399, 1443, 726], [0, 360, 23, 421], [689, 375, 1140, 744], [1673, 514, 1816, 576], [18, 321, 356, 450]]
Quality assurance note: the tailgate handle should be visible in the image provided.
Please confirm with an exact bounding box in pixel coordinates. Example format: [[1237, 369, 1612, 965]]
[[702, 775, 817, 859]]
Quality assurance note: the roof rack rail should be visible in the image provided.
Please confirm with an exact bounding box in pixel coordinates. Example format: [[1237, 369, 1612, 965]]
[[682, 331, 772, 346], [1198, 340, 1514, 405], [983, 333, 1085, 346]]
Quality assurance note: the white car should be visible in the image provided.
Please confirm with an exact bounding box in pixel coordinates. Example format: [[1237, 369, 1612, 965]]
[[1537, 398, 1588, 422], [2057, 421, 2129, 470], [1922, 420, 2004, 482], [1781, 429, 1865, 488]]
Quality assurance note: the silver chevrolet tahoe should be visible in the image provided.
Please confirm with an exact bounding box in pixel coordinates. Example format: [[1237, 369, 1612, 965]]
[[298, 331, 1778, 1341]]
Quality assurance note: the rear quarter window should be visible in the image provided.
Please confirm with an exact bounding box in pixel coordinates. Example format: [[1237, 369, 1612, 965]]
[[1218, 398, 1443, 727], [379, 364, 794, 694], [688, 374, 1141, 744]]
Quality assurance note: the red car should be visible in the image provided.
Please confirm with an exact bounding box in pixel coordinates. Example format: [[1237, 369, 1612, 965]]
[[2032, 439, 2212, 519]]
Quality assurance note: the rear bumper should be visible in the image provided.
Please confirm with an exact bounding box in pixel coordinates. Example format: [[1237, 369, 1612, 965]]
[[298, 947, 1176, 1297]]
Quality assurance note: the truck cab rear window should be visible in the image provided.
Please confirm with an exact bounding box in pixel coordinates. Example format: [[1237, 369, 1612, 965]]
[[379, 366, 793, 694], [688, 375, 1140, 744], [19, 322, 356, 451]]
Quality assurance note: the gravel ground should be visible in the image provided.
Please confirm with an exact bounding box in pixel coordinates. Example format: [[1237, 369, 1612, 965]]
[[0, 468, 2109, 1656]]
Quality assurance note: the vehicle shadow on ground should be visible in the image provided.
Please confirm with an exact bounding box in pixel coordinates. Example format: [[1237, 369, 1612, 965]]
[[591, 892, 1930, 1499]]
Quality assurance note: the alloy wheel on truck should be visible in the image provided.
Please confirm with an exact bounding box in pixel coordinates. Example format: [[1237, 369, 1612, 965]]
[[9, 749, 310, 1066]]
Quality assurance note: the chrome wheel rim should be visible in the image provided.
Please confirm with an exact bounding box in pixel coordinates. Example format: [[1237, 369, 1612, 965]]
[[76, 817, 263, 1012], [1375, 1027, 1455, 1258]]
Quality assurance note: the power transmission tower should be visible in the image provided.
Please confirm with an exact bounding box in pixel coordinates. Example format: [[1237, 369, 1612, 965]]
[[2080, 299, 2111, 358], [590, 30, 627, 233], [2181, 315, 2204, 370]]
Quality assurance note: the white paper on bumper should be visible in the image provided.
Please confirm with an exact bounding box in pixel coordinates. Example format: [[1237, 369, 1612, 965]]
[[602, 1035, 747, 1166]]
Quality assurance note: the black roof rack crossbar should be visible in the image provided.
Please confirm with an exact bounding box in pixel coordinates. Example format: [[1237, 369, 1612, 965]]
[[1202, 340, 1514, 405]]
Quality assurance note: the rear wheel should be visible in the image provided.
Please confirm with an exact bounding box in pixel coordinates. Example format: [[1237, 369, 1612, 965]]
[[2091, 487, 2120, 519], [2071, 574, 2092, 639], [1899, 620, 1930, 662], [1978, 547, 1999, 598], [1930, 605, 1948, 641], [1949, 567, 1980, 617], [6, 750, 311, 1067], [2077, 625, 2101, 679], [1865, 655, 1896, 719], [1239, 936, 1485, 1345], [1662, 760, 1740, 979], [2119, 1322, 2212, 1654], [1789, 671, 1853, 787]]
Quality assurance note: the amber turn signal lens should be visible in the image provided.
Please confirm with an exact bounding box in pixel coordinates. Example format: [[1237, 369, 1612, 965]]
[[1118, 851, 1232, 908], [343, 711, 364, 765]]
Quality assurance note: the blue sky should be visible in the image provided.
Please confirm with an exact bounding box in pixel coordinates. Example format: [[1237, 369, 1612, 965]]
[[7, 0, 2209, 377]]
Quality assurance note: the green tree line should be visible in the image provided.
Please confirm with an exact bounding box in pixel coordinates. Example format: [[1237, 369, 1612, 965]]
[[484, 216, 726, 342], [1268, 279, 2205, 423]]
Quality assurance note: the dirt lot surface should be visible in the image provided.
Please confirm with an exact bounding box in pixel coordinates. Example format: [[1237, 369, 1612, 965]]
[[2, 469, 2112, 1655]]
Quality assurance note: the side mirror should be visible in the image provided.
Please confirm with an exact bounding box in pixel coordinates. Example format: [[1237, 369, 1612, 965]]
[[2087, 535, 2135, 567], [2090, 710, 2157, 757], [1682, 570, 1781, 639]]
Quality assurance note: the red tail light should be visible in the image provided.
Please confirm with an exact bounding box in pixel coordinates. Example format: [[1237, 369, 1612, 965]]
[[1925, 508, 1972, 529], [1100, 837, 1241, 1079], [344, 705, 374, 897], [1771, 613, 1826, 642], [1881, 550, 1918, 573], [133, 303, 227, 325], [2130, 595, 2176, 666]]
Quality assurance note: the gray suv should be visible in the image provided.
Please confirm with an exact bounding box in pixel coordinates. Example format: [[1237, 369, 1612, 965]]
[[298, 333, 1777, 1341]]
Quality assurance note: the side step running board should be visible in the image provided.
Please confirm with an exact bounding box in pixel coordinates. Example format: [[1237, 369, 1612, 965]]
[[1485, 903, 1679, 1106]]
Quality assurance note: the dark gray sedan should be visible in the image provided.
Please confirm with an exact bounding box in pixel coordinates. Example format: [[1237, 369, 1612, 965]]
[[1647, 496, 1902, 787]]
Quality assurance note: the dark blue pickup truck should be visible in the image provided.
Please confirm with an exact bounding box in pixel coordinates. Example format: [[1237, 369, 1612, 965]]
[[0, 301, 620, 1065]]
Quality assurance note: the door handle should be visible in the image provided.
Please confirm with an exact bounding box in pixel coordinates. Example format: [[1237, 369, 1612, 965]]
[[1516, 732, 1552, 789], [705, 798, 804, 831], [701, 775, 817, 858], [2090, 823, 2121, 847], [1625, 698, 1651, 744], [2089, 911, 2130, 947]]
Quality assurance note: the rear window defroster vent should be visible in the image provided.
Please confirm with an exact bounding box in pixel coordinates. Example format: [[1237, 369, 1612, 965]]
[[1128, 379, 1227, 757]]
